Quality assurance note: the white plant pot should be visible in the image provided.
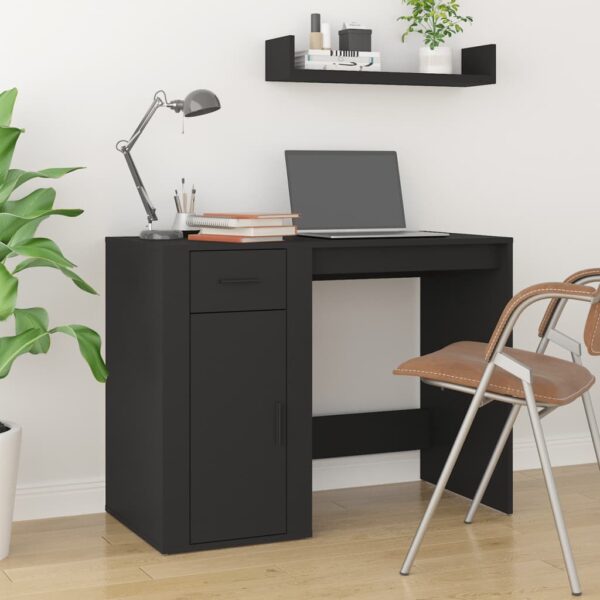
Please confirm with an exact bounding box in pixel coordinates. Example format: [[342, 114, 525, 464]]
[[419, 46, 453, 74], [0, 421, 21, 560]]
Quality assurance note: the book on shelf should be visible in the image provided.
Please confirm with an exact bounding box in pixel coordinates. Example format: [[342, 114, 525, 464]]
[[187, 215, 294, 228], [188, 234, 283, 244], [296, 49, 381, 59], [296, 62, 381, 72], [295, 49, 382, 72], [196, 226, 296, 237]]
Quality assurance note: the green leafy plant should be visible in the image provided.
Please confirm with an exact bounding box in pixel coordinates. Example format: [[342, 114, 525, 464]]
[[0, 88, 107, 383], [398, 0, 473, 50]]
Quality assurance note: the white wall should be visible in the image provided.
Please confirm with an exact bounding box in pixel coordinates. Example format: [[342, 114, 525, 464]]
[[2, 0, 600, 518]]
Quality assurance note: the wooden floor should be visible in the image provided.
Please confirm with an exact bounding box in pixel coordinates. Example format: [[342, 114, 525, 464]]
[[1, 464, 600, 599]]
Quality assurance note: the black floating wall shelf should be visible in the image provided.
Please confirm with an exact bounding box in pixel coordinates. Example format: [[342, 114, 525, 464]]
[[266, 36, 496, 88]]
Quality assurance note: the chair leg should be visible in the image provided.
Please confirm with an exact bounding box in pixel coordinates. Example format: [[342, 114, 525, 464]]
[[523, 381, 582, 596], [582, 391, 600, 470], [465, 404, 520, 524], [400, 363, 495, 576]]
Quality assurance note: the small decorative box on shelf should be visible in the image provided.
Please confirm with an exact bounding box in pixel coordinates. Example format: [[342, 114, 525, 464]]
[[265, 36, 496, 88]]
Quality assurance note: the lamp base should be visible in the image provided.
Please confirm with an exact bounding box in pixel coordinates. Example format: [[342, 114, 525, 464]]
[[139, 229, 183, 240]]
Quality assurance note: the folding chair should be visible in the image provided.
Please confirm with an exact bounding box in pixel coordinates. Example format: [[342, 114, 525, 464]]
[[394, 271, 600, 596]]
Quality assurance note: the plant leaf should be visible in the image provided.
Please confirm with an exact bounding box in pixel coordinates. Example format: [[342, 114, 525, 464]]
[[12, 257, 97, 294], [0, 240, 13, 261], [0, 262, 18, 320], [5, 188, 56, 216], [0, 167, 83, 204], [399, 0, 472, 44], [0, 89, 18, 127], [0, 208, 83, 244], [9, 218, 44, 247], [0, 328, 48, 378], [9, 238, 76, 269], [51, 325, 108, 382], [0, 127, 23, 184], [13, 307, 50, 354]]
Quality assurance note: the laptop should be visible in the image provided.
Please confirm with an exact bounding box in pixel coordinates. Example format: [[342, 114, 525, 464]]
[[285, 150, 448, 239]]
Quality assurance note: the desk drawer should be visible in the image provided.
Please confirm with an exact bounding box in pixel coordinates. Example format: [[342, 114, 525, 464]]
[[190, 250, 286, 313]]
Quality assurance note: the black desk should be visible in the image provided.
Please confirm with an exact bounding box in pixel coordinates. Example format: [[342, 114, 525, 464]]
[[106, 233, 513, 553]]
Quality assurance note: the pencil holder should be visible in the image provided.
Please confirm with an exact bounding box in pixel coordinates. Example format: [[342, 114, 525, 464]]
[[171, 212, 197, 232]]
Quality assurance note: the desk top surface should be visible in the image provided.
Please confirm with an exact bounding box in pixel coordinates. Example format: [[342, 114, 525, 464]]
[[107, 232, 512, 251]]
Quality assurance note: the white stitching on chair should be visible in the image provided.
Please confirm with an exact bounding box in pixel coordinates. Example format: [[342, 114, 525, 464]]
[[486, 286, 595, 362], [539, 270, 600, 337], [567, 268, 600, 282], [591, 305, 600, 353], [394, 367, 595, 403]]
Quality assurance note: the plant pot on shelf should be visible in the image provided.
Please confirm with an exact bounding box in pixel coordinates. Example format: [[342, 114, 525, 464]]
[[0, 421, 21, 560], [419, 46, 452, 74]]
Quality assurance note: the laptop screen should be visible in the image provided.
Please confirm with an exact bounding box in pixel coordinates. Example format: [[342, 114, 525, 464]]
[[285, 150, 406, 230]]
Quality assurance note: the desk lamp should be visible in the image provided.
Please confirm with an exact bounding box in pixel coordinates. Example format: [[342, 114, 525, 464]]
[[116, 89, 221, 240]]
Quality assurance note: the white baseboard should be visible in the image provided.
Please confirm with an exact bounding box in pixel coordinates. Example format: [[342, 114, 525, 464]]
[[14, 479, 105, 521], [12, 435, 598, 521], [313, 434, 598, 492], [313, 451, 420, 491], [514, 434, 597, 471]]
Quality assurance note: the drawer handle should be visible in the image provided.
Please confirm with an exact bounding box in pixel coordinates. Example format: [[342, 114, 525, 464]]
[[218, 277, 261, 285]]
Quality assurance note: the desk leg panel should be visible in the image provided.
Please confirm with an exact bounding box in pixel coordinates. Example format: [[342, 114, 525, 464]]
[[286, 246, 313, 538], [106, 241, 166, 549], [420, 247, 513, 514]]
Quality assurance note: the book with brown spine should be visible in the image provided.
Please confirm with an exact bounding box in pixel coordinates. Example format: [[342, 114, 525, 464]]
[[187, 216, 291, 228], [188, 234, 283, 244], [196, 226, 296, 237], [187, 212, 298, 243], [201, 212, 299, 219]]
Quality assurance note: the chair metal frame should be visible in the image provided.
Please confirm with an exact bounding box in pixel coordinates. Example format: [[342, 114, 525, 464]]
[[400, 277, 600, 597]]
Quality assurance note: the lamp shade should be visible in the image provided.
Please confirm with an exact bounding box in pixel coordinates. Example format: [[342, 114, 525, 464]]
[[183, 89, 221, 117]]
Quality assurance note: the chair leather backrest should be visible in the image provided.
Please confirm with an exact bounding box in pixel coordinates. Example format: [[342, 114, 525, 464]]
[[585, 301, 600, 355], [485, 282, 598, 362], [539, 268, 600, 338]]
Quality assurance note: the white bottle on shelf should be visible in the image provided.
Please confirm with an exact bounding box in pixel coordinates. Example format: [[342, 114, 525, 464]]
[[321, 23, 331, 49]]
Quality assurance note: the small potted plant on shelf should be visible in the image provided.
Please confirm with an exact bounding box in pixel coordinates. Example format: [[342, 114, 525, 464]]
[[0, 88, 107, 560], [398, 0, 473, 74]]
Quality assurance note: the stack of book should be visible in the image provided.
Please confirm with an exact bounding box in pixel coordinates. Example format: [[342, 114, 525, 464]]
[[186, 212, 298, 243], [295, 49, 381, 72]]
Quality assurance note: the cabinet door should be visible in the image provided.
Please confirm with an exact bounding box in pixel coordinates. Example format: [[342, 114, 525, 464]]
[[190, 311, 286, 543]]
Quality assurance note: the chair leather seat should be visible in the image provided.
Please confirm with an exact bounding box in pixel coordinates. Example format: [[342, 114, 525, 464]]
[[394, 341, 595, 405]]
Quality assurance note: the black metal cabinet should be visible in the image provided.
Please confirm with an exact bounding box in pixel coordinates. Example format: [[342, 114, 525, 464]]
[[190, 311, 286, 543]]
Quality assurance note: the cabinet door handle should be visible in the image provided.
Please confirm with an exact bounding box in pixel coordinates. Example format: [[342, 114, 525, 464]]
[[275, 402, 283, 446], [218, 277, 261, 285]]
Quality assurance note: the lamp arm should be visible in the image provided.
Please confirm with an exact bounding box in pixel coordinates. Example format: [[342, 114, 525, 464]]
[[116, 93, 168, 226], [123, 94, 165, 151], [121, 148, 157, 224]]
